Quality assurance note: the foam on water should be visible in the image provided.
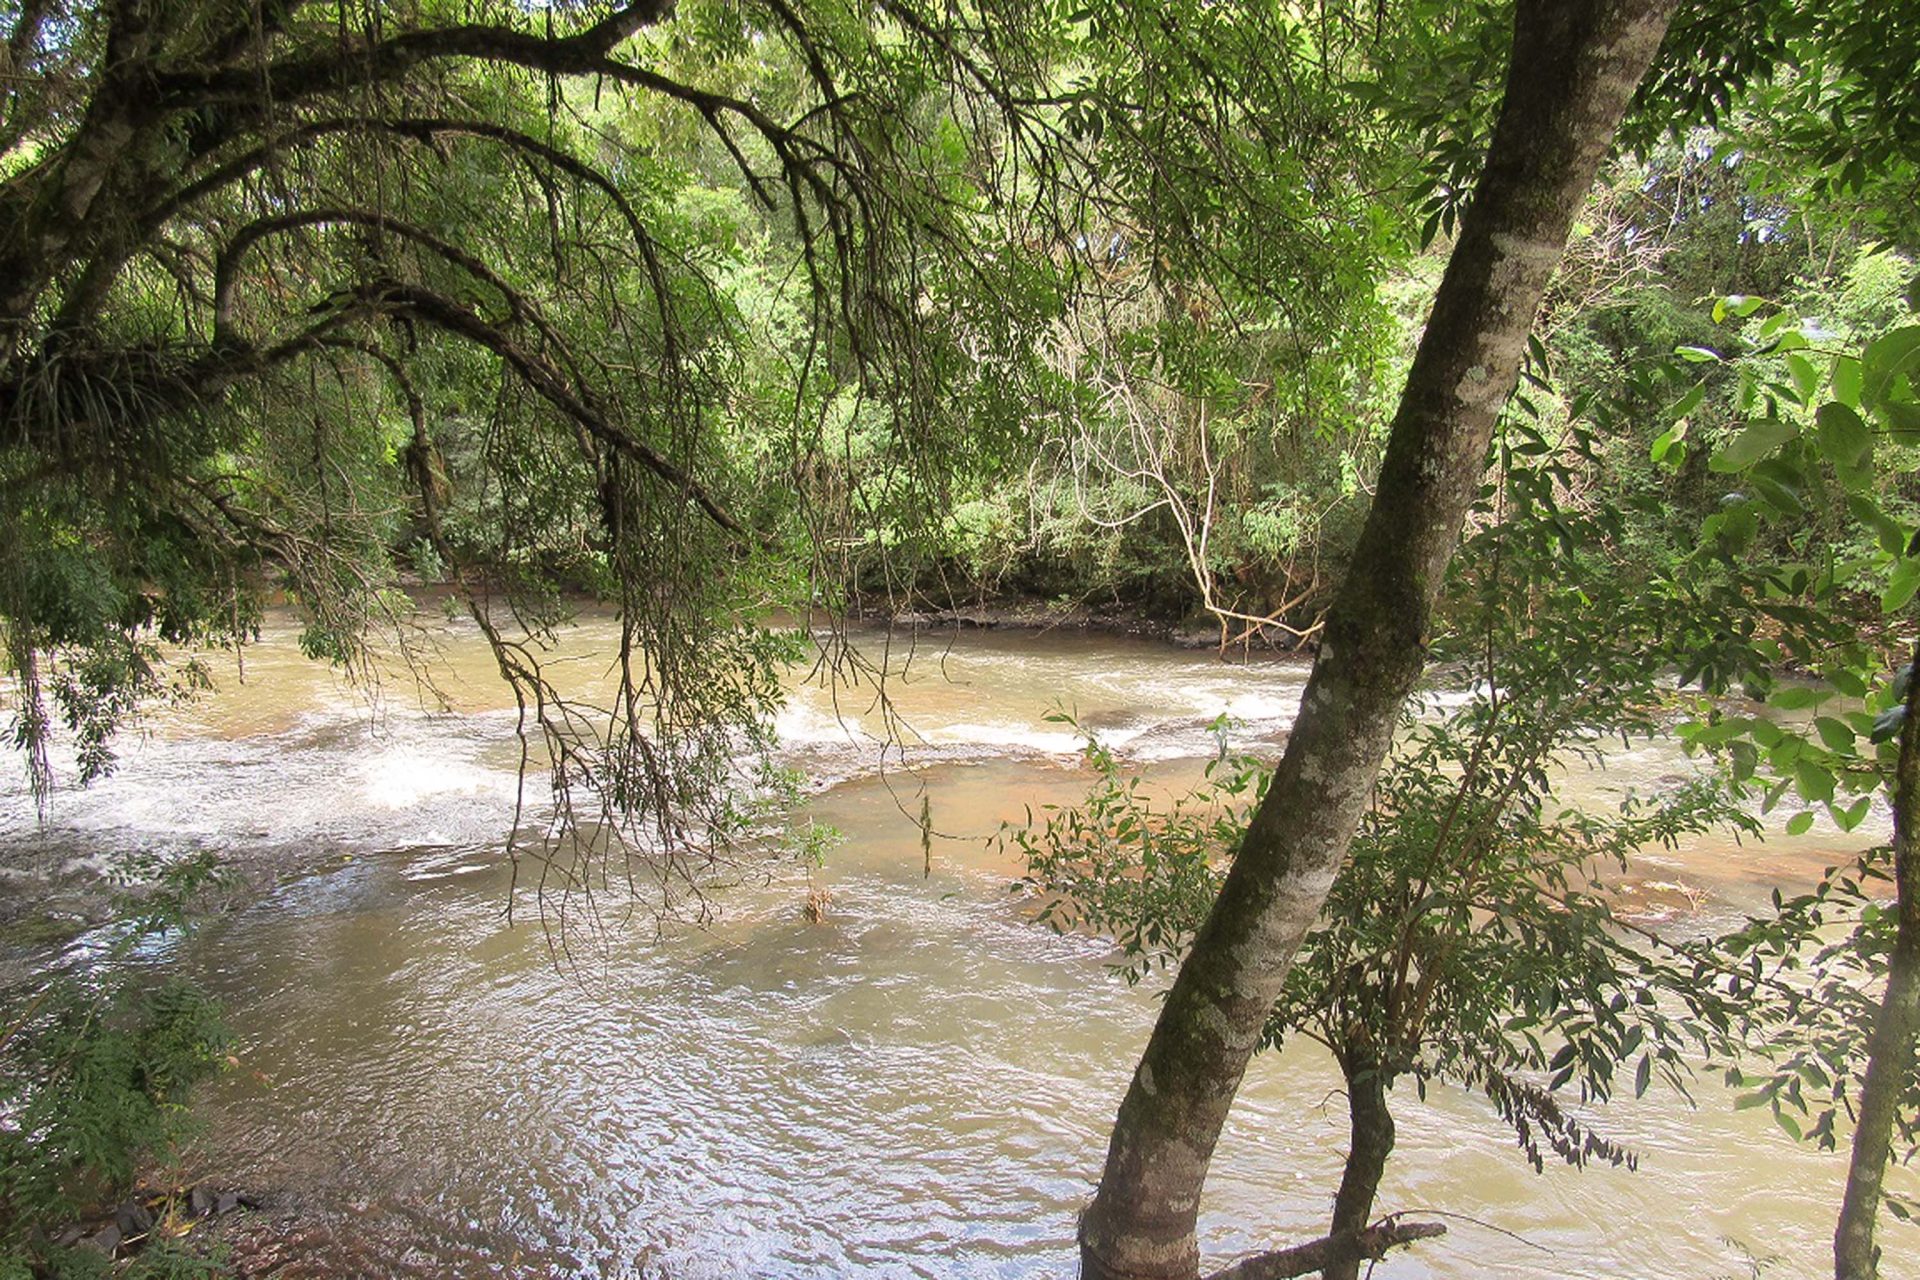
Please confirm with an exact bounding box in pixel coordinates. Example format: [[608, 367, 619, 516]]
[[360, 745, 514, 810]]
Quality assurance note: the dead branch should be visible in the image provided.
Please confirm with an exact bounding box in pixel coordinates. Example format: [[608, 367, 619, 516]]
[[1202, 1218, 1447, 1280]]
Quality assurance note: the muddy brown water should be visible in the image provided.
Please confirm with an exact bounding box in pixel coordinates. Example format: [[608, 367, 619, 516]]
[[1, 613, 1900, 1278]]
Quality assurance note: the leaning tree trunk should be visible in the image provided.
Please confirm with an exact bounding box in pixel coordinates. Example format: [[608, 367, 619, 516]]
[[1076, 4, 1680, 1277], [1834, 637, 1920, 1280], [1323, 1049, 1396, 1280]]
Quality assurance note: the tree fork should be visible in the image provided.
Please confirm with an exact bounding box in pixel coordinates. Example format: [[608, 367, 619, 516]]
[[1077, 3, 1680, 1277]]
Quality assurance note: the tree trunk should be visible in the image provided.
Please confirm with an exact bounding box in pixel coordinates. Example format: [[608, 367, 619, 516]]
[[1077, 5, 1680, 1277], [1834, 637, 1920, 1280], [1323, 1053, 1395, 1280]]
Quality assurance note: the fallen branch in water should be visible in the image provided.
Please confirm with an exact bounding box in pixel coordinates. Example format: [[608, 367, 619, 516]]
[[1203, 1217, 1448, 1280]]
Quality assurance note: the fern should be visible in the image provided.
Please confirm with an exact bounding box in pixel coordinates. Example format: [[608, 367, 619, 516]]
[[0, 855, 232, 1274]]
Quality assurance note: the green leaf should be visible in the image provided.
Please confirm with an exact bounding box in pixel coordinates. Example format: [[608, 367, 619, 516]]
[[1794, 760, 1835, 804], [1862, 325, 1920, 415], [1838, 794, 1874, 832], [1677, 344, 1723, 364], [1730, 739, 1758, 781], [1710, 420, 1797, 472], [1650, 423, 1685, 463], [1768, 686, 1828, 711], [1786, 353, 1819, 404], [1634, 1053, 1652, 1098], [1815, 402, 1872, 468], [1813, 717, 1855, 751], [1668, 382, 1705, 423], [1763, 776, 1795, 814], [1831, 669, 1868, 698], [1848, 494, 1908, 556], [1419, 208, 1443, 249], [1886, 398, 1920, 436], [1832, 356, 1863, 408], [1775, 1110, 1802, 1141], [1719, 502, 1757, 552], [1749, 472, 1805, 516], [1786, 810, 1815, 836], [1885, 558, 1920, 613]]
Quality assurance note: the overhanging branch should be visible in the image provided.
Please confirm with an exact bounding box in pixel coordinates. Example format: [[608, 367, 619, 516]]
[[212, 207, 525, 344], [152, 0, 678, 109], [365, 280, 761, 546]]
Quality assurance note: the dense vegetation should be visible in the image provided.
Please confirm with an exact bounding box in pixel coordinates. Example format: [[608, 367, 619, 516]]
[[3, 0, 1919, 1277]]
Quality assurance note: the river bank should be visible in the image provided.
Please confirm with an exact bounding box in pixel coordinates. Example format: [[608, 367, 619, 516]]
[[880, 597, 1312, 652]]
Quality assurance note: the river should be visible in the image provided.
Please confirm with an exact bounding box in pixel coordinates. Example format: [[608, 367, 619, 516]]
[[0, 612, 1892, 1278]]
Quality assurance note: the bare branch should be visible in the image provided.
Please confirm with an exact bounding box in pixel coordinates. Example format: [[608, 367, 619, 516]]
[[1203, 1219, 1447, 1280]]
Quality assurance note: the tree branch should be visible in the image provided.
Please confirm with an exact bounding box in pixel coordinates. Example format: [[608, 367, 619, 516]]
[[211, 206, 525, 344], [1202, 1219, 1447, 1280], [364, 280, 760, 546], [152, 0, 678, 109]]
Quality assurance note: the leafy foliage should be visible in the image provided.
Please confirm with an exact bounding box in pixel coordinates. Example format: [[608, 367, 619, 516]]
[[1708, 854, 1917, 1164], [1636, 273, 1920, 826], [0, 853, 232, 1274], [1013, 421, 1765, 1184]]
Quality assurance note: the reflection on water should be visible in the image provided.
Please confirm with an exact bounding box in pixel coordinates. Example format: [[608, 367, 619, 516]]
[[1, 614, 1891, 1277]]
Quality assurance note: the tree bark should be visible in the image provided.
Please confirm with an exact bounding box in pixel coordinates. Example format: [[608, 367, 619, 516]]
[[1834, 637, 1920, 1280], [1323, 1053, 1395, 1280], [1077, 4, 1680, 1277]]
